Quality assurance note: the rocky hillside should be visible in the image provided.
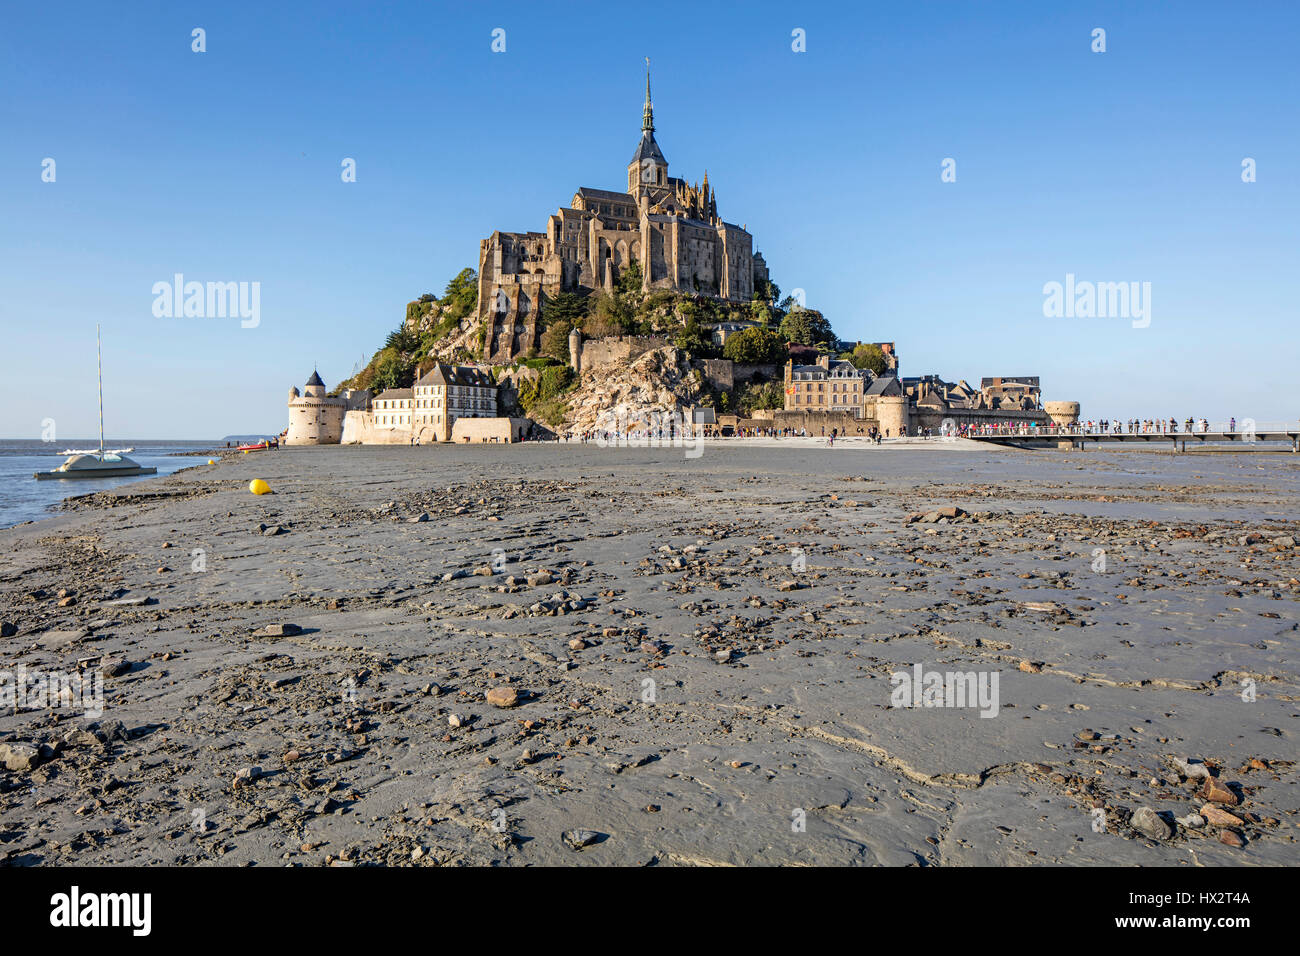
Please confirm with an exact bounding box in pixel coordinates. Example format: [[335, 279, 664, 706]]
[[562, 346, 705, 435]]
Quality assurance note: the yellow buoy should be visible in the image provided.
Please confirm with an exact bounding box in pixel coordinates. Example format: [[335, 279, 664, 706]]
[[249, 479, 271, 495], [207, 459, 216, 465]]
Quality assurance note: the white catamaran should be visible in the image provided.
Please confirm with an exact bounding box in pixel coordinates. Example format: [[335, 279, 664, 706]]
[[34, 326, 158, 480]]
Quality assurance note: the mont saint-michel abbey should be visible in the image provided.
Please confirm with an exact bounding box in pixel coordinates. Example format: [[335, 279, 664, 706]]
[[477, 68, 768, 362]]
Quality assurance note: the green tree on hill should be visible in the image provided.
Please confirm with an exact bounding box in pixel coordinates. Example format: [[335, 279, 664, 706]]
[[543, 290, 588, 330], [847, 342, 888, 376], [440, 268, 478, 321], [540, 319, 573, 363], [723, 327, 785, 365], [616, 259, 643, 298]]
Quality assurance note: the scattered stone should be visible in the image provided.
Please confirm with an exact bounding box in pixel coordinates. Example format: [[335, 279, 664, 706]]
[[486, 687, 520, 708], [408, 513, 430, 523], [1167, 756, 1212, 780], [0, 742, 42, 772], [562, 829, 600, 851], [101, 596, 156, 608], [0, 622, 16, 637], [100, 656, 131, 678], [1130, 807, 1172, 841], [1201, 777, 1239, 805], [1200, 805, 1243, 827], [262, 623, 302, 637], [1219, 829, 1246, 848]]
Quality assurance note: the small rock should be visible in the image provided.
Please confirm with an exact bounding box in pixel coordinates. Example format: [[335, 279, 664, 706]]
[[562, 829, 600, 851], [1218, 829, 1246, 848], [1168, 755, 1212, 780], [0, 742, 42, 772], [1201, 777, 1239, 805], [1130, 806, 1172, 841], [486, 687, 520, 708], [100, 656, 131, 678], [263, 623, 302, 637], [408, 513, 430, 523], [1200, 805, 1243, 827]]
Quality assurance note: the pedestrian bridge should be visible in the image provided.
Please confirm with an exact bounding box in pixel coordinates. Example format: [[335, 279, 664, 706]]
[[966, 428, 1300, 453]]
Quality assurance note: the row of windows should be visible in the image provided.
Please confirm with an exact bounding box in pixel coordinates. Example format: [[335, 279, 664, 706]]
[[379, 410, 495, 427], [792, 393, 862, 404]]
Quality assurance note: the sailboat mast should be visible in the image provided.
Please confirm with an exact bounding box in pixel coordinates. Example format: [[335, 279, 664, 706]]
[[97, 324, 105, 457]]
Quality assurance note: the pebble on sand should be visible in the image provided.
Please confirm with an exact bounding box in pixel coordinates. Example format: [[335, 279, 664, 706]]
[[1201, 777, 1239, 806], [1130, 807, 1172, 841], [263, 623, 303, 637], [0, 742, 43, 772], [486, 687, 521, 708], [562, 829, 600, 851]]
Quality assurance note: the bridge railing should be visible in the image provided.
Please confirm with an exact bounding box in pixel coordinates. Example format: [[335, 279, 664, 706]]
[[963, 421, 1296, 438]]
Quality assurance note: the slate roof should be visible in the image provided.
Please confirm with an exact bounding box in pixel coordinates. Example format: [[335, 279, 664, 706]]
[[416, 363, 496, 389], [305, 370, 324, 387], [575, 187, 634, 204], [628, 131, 666, 166]]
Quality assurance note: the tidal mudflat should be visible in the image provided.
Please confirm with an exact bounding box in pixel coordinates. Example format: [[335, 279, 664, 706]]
[[1, 441, 1297, 866]]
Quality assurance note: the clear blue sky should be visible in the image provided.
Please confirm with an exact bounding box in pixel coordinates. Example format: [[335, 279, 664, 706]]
[[2, 0, 1297, 438]]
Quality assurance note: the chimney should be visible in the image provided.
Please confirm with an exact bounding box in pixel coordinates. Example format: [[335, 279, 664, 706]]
[[817, 354, 830, 370]]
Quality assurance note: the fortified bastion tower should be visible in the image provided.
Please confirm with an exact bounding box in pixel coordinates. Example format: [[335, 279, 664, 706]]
[[284, 370, 347, 445]]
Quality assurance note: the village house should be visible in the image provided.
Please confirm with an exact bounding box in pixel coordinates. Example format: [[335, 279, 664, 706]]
[[412, 363, 498, 443], [783, 355, 870, 417]]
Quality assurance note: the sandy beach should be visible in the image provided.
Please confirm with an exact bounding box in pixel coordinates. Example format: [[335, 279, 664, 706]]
[[1, 441, 1297, 866]]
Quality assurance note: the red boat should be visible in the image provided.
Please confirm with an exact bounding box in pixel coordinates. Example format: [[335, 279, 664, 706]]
[[237, 439, 278, 452]]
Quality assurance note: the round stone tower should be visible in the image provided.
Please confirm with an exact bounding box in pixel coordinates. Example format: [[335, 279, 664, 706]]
[[876, 395, 909, 439], [1044, 401, 1081, 427], [285, 370, 346, 445]]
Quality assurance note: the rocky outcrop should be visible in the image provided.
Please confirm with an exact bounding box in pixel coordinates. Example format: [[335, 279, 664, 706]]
[[563, 346, 704, 435]]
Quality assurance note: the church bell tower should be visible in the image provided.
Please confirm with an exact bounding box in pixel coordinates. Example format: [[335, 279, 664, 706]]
[[627, 61, 668, 194]]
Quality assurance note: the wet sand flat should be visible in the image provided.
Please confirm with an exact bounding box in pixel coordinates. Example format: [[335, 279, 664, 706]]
[[1, 441, 1297, 866]]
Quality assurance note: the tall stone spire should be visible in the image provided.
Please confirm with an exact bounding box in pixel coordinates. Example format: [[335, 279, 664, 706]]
[[642, 57, 654, 132]]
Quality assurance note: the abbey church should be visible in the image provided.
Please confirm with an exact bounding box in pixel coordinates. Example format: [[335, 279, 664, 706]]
[[477, 67, 769, 362]]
